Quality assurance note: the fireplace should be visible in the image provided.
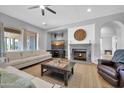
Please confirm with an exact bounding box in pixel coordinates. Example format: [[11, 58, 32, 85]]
[[70, 44, 91, 63], [73, 49, 86, 61]]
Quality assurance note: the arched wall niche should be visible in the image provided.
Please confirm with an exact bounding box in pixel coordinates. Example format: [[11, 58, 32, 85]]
[[100, 21, 124, 58]]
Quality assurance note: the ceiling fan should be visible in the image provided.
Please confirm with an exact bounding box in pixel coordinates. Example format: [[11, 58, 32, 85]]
[[28, 5, 56, 16]]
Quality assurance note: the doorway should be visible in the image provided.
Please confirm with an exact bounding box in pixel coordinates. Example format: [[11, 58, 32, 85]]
[[100, 21, 124, 59]]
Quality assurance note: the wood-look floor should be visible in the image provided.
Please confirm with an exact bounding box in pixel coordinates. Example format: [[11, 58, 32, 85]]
[[22, 63, 113, 88]]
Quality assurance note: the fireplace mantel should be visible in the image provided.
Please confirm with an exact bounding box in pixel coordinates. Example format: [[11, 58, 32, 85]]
[[70, 43, 91, 47]]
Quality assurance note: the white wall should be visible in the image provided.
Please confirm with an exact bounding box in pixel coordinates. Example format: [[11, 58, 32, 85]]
[[101, 27, 116, 37], [115, 22, 124, 49], [47, 32, 52, 50], [100, 26, 114, 55], [39, 31, 47, 50], [67, 24, 95, 62], [102, 37, 112, 52], [100, 21, 124, 56], [68, 24, 95, 44]]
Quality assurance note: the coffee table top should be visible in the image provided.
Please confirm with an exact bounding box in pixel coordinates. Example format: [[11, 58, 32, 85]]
[[41, 59, 75, 71]]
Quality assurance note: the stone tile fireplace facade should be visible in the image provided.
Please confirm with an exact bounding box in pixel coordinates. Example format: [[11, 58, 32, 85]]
[[70, 44, 91, 63]]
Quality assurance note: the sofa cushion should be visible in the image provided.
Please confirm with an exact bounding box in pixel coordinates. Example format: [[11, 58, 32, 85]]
[[1, 66, 60, 88], [98, 64, 119, 79], [7, 53, 51, 66], [4, 50, 51, 69], [21, 51, 33, 58], [5, 52, 21, 61], [32, 51, 40, 56], [98, 70, 119, 86], [4, 66, 35, 80], [0, 67, 35, 88], [33, 50, 48, 56], [7, 57, 36, 66]]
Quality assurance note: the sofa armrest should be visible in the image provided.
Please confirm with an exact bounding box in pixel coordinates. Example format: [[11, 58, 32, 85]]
[[98, 59, 114, 66], [117, 65, 124, 72], [116, 64, 124, 87], [119, 69, 124, 87]]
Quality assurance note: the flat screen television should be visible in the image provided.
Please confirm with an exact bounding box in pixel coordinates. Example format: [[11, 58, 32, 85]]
[[51, 40, 65, 50]]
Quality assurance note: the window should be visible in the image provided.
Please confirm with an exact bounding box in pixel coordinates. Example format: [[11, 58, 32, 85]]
[[24, 31, 38, 50], [3, 27, 39, 51], [4, 37, 20, 51], [15, 39, 19, 50], [4, 28, 21, 51], [26, 35, 36, 50]]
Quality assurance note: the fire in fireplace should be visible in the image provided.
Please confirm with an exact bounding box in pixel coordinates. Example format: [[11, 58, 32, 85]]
[[73, 49, 87, 61]]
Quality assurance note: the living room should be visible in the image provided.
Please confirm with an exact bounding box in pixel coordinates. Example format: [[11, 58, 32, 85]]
[[1, 0, 124, 91]]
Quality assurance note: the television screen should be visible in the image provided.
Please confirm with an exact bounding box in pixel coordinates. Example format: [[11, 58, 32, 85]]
[[51, 40, 64, 49]]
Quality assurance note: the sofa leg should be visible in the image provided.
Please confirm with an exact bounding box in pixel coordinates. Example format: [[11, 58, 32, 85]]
[[41, 65, 43, 76]]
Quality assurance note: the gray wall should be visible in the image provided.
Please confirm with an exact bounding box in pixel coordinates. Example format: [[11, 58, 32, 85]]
[[47, 29, 68, 57], [47, 32, 52, 50], [0, 12, 46, 50], [64, 30, 68, 57]]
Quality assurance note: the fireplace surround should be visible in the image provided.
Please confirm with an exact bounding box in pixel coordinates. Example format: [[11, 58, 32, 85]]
[[70, 44, 91, 63]]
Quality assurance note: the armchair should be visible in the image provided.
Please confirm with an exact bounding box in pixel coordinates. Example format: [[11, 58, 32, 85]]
[[97, 49, 124, 87]]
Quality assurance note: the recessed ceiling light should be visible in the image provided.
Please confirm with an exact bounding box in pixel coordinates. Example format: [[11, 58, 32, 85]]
[[87, 8, 92, 12], [42, 22, 46, 25]]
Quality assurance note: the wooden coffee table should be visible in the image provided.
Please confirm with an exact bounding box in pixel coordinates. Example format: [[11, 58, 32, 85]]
[[41, 60, 75, 86]]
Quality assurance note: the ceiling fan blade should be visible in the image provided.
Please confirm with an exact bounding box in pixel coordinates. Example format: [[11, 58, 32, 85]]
[[41, 9, 45, 16], [44, 5, 51, 7], [45, 7, 56, 14], [28, 5, 40, 9]]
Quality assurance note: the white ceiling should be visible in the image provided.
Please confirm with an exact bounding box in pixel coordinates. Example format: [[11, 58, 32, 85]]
[[0, 5, 124, 30]]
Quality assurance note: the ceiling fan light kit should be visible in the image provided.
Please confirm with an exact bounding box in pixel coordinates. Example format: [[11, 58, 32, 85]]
[[28, 5, 56, 16], [42, 22, 46, 25], [40, 5, 45, 9]]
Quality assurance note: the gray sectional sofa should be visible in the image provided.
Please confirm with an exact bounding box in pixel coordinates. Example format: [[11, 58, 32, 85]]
[[0, 50, 61, 88], [0, 66, 60, 88], [4, 50, 52, 69]]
